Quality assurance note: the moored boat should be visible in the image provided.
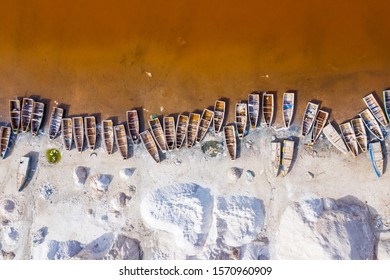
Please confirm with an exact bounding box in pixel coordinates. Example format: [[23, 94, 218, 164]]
[[224, 125, 236, 160], [163, 116, 176, 151], [271, 141, 281, 177], [187, 113, 200, 148], [21, 98, 34, 132], [248, 93, 260, 129], [9, 100, 21, 134], [283, 92, 295, 128], [126, 110, 140, 144], [149, 118, 167, 152], [72, 117, 84, 152], [281, 139, 295, 177], [262, 93, 274, 127], [140, 130, 160, 163], [48, 107, 64, 140], [350, 117, 367, 153], [301, 102, 319, 137], [0, 126, 11, 159], [102, 120, 114, 155], [235, 103, 247, 139], [369, 141, 384, 177], [17, 156, 30, 192], [61, 118, 73, 150], [384, 90, 390, 123], [114, 124, 128, 160], [339, 122, 359, 157], [311, 109, 329, 144], [323, 122, 349, 154], [31, 102, 45, 136], [84, 116, 97, 150], [363, 93, 388, 127], [359, 109, 384, 141], [196, 109, 214, 143], [213, 100, 225, 134], [176, 114, 189, 149]]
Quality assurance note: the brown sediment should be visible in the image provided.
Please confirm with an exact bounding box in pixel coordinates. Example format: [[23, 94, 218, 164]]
[[1, 1, 390, 126]]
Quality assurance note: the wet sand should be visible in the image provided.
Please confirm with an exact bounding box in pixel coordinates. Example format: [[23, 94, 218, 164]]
[[1, 1, 390, 126]]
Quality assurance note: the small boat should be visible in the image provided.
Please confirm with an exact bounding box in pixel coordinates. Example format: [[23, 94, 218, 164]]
[[311, 109, 329, 144], [72, 117, 84, 152], [114, 124, 128, 159], [384, 90, 390, 123], [102, 120, 114, 155], [21, 98, 34, 132], [282, 92, 295, 128], [9, 100, 21, 134], [0, 126, 11, 159], [31, 102, 45, 136], [262, 93, 274, 127], [84, 116, 97, 150], [163, 116, 176, 151], [213, 100, 225, 133], [322, 122, 349, 154], [271, 141, 281, 177], [281, 139, 295, 177], [350, 118, 367, 153], [149, 118, 167, 152], [48, 107, 64, 140], [235, 103, 247, 139], [224, 125, 236, 160], [359, 109, 384, 141], [363, 93, 388, 127], [140, 130, 160, 163], [126, 110, 140, 144], [369, 142, 384, 177], [176, 114, 189, 149], [197, 109, 214, 143], [301, 102, 319, 137], [339, 122, 359, 157], [17, 156, 30, 192], [187, 113, 201, 148], [61, 118, 73, 150], [248, 93, 260, 129]]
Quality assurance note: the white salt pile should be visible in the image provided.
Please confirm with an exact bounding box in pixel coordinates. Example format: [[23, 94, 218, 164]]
[[73, 166, 88, 187], [90, 174, 112, 192]]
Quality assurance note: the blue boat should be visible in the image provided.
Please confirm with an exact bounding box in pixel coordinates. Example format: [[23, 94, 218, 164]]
[[369, 142, 383, 177]]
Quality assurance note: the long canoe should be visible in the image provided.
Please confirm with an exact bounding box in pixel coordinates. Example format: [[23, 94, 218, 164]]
[[323, 122, 349, 154], [369, 142, 384, 177], [248, 93, 260, 129], [31, 102, 45, 136], [271, 141, 281, 177], [301, 102, 319, 137], [140, 130, 160, 163], [176, 114, 189, 149], [72, 117, 84, 152], [363, 93, 388, 127], [224, 125, 236, 160], [114, 124, 128, 160], [283, 92, 295, 128], [84, 116, 97, 150], [339, 122, 359, 157], [0, 126, 11, 159], [126, 110, 140, 144], [311, 109, 329, 144], [383, 90, 390, 123], [359, 109, 384, 141], [9, 100, 21, 134], [187, 113, 200, 148], [163, 116, 176, 151], [262, 93, 274, 127], [281, 140, 295, 177], [48, 107, 64, 140], [350, 117, 367, 153], [102, 120, 114, 155], [197, 109, 214, 143], [235, 103, 247, 139], [149, 118, 167, 152], [21, 98, 34, 132], [61, 118, 73, 150]]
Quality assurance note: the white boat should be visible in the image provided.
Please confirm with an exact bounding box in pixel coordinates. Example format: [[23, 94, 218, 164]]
[[235, 103, 247, 139], [301, 102, 319, 137], [48, 107, 64, 140], [339, 122, 359, 157], [271, 141, 281, 177], [363, 93, 388, 127], [384, 90, 390, 123], [311, 109, 329, 144], [281, 140, 294, 177], [224, 125, 236, 160], [282, 92, 295, 128], [248, 93, 260, 129], [197, 109, 214, 143], [0, 126, 11, 159], [359, 109, 384, 141], [213, 100, 225, 133], [17, 156, 30, 192], [369, 142, 384, 177], [262, 93, 274, 127], [350, 118, 367, 153], [322, 122, 349, 154]]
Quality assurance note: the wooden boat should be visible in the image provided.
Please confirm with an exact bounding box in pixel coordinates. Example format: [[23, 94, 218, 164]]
[[48, 107, 64, 140], [235, 103, 247, 139], [322, 122, 349, 154], [84, 116, 97, 150], [369, 142, 384, 177], [176, 114, 189, 149], [311, 109, 329, 144], [196, 109, 214, 143], [9, 100, 21, 134], [384, 90, 390, 123], [350, 118, 367, 153], [224, 125, 236, 160], [149, 118, 167, 152], [271, 141, 281, 177], [126, 110, 140, 144], [0, 126, 11, 159], [282, 92, 295, 128], [114, 124, 128, 159], [140, 130, 160, 163], [31, 102, 45, 136], [17, 156, 30, 192], [102, 120, 114, 155], [61, 118, 73, 150], [213, 100, 225, 133], [301, 102, 319, 137], [163, 116, 176, 151], [359, 109, 384, 141], [363, 93, 388, 127], [21, 98, 34, 132], [186, 113, 201, 148], [72, 117, 84, 152], [281, 139, 295, 177], [248, 93, 260, 129], [262, 93, 274, 127], [339, 122, 359, 157]]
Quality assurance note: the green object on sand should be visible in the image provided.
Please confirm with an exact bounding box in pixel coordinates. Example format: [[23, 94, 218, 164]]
[[46, 148, 62, 164]]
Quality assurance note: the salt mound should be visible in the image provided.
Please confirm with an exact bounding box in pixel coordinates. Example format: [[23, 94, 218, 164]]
[[215, 196, 264, 247], [141, 183, 213, 256], [377, 231, 390, 260], [74, 233, 114, 259], [36, 240, 83, 260], [119, 168, 135, 181], [90, 174, 112, 192], [228, 167, 242, 181], [73, 166, 88, 187], [274, 196, 375, 259]]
